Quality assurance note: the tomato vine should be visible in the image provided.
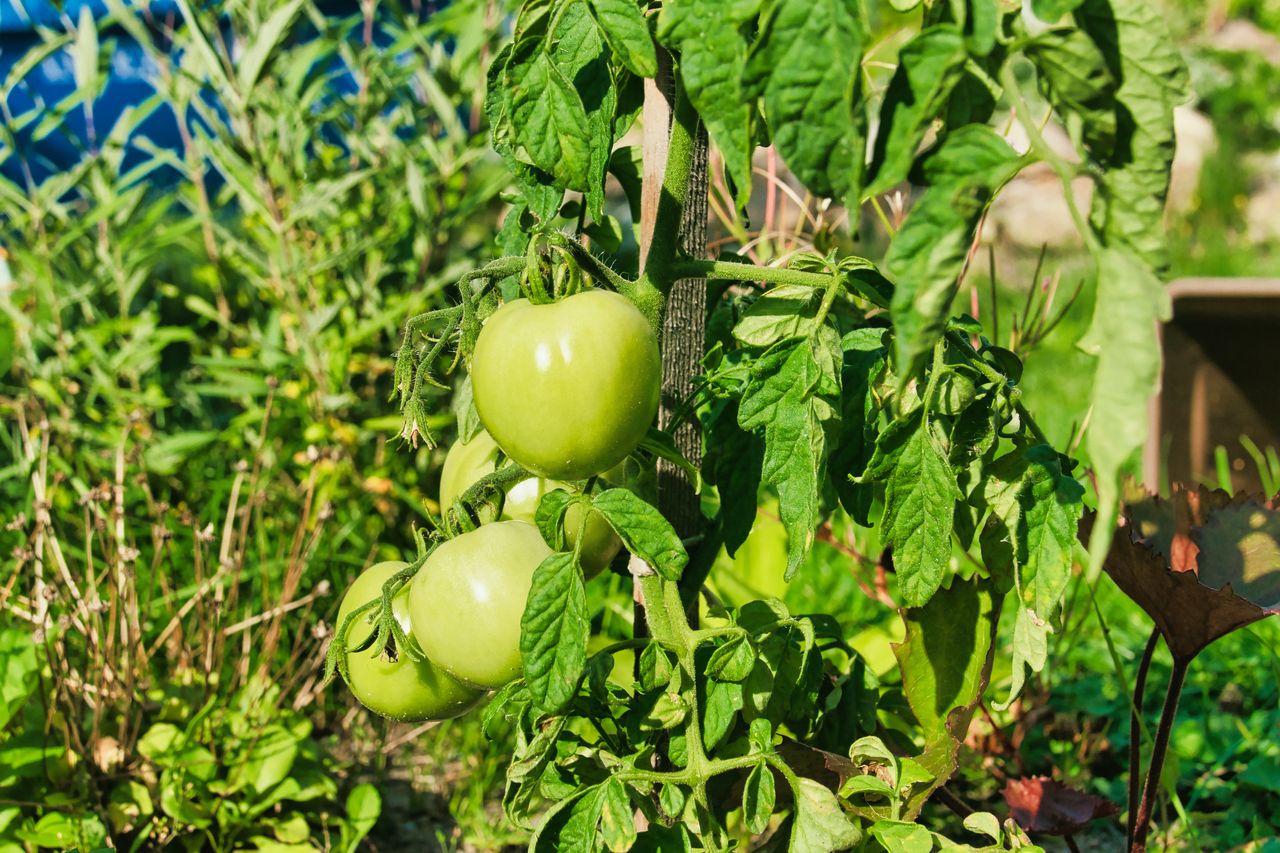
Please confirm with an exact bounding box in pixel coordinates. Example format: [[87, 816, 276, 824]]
[[325, 0, 1189, 849]]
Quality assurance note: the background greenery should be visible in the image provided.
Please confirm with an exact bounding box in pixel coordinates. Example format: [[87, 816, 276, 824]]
[[0, 0, 1277, 850]]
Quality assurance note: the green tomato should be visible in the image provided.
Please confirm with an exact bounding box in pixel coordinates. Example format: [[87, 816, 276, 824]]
[[470, 289, 660, 480], [337, 561, 483, 722], [408, 521, 552, 689], [439, 430, 622, 575]]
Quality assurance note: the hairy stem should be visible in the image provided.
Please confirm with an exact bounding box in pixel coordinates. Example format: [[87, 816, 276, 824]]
[[671, 258, 891, 309]]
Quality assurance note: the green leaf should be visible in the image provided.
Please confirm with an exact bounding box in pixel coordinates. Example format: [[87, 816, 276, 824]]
[[534, 488, 578, 551], [1076, 0, 1190, 269], [1008, 606, 1050, 702], [743, 760, 776, 835], [1026, 25, 1118, 155], [738, 333, 841, 578], [143, 431, 220, 475], [504, 39, 594, 191], [886, 126, 1022, 382], [964, 0, 999, 56], [0, 630, 37, 731], [657, 0, 755, 204], [884, 576, 999, 820], [706, 634, 757, 682], [866, 25, 967, 196], [879, 419, 961, 606], [869, 821, 932, 853], [742, 0, 867, 200], [592, 488, 689, 580], [639, 427, 702, 493], [1079, 247, 1168, 579], [702, 677, 743, 750], [831, 328, 886, 524], [732, 285, 821, 347], [588, 0, 658, 77], [789, 778, 862, 852], [237, 0, 306, 93], [341, 784, 381, 853], [520, 552, 590, 714], [599, 777, 638, 851], [230, 724, 300, 795], [73, 6, 99, 98], [1031, 0, 1086, 20]]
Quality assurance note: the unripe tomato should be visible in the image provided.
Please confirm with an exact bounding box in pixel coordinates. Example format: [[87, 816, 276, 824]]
[[439, 430, 622, 575], [409, 521, 552, 689], [470, 289, 660, 480], [337, 561, 483, 721]]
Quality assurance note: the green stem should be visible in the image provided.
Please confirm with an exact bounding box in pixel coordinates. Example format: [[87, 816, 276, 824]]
[[640, 84, 700, 296], [944, 329, 1052, 446], [672, 258, 890, 309], [998, 64, 1100, 253]]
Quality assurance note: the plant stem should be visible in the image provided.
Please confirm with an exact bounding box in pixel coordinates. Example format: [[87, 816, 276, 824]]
[[640, 83, 700, 296], [671, 258, 891, 309], [1131, 655, 1191, 853], [998, 64, 1099, 253], [1128, 629, 1161, 848]]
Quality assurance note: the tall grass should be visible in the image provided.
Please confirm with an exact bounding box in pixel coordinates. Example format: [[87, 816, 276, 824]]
[[0, 1, 514, 848]]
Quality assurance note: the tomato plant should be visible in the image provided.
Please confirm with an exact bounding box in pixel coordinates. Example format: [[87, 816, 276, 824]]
[[336, 561, 483, 722], [440, 430, 622, 574], [471, 289, 662, 480], [324, 0, 1191, 849]]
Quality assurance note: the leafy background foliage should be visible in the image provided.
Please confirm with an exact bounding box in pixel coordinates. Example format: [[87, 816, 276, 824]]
[[1, 0, 1279, 849]]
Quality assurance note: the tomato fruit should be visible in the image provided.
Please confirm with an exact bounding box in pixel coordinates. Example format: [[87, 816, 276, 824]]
[[337, 561, 483, 722], [409, 521, 552, 688], [470, 288, 661, 480], [439, 430, 622, 574]]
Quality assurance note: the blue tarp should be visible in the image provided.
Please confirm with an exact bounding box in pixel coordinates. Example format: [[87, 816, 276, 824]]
[[0, 1, 446, 189]]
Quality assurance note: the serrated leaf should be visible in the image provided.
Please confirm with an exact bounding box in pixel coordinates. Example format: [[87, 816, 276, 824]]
[[887, 126, 1022, 382], [639, 642, 676, 692], [1026, 25, 1118, 155], [866, 25, 967, 196], [880, 421, 961, 606], [1076, 0, 1189, 269], [592, 489, 688, 580], [789, 778, 862, 852], [505, 41, 594, 190], [743, 760, 776, 835], [520, 553, 589, 715], [1007, 606, 1050, 701], [657, 0, 755, 204], [738, 334, 841, 577], [1079, 247, 1168, 579], [588, 0, 658, 77], [869, 821, 932, 853], [732, 285, 821, 347], [743, 0, 867, 200]]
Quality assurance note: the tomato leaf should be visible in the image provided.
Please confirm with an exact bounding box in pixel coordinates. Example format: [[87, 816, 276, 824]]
[[534, 489, 578, 551], [879, 419, 961, 607], [592, 488, 688, 580], [586, 0, 657, 78], [657, 0, 755, 205], [1025, 24, 1118, 156], [742, 0, 867, 201], [597, 777, 637, 852], [865, 25, 967, 196], [886, 125, 1022, 383], [738, 331, 842, 579], [503, 39, 594, 191], [788, 778, 863, 852], [520, 553, 589, 715], [1076, 0, 1189, 270], [742, 759, 776, 835]]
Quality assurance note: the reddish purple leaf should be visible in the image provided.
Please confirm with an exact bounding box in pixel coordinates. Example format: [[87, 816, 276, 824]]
[[1003, 776, 1119, 835]]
